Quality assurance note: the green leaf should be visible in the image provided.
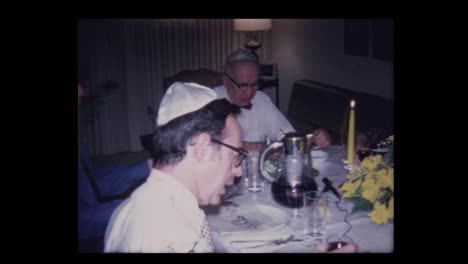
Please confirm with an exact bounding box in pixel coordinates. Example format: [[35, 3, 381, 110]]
[[350, 197, 374, 213], [378, 188, 393, 207], [383, 145, 394, 165]]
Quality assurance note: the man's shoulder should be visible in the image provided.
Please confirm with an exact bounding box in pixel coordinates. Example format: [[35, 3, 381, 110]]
[[119, 187, 182, 230], [132, 173, 201, 218], [254, 90, 269, 99], [253, 90, 274, 104]]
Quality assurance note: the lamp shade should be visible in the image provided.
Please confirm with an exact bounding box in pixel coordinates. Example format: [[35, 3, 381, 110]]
[[233, 19, 272, 32]]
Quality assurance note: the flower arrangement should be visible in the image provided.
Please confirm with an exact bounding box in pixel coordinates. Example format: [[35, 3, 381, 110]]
[[341, 135, 394, 224]]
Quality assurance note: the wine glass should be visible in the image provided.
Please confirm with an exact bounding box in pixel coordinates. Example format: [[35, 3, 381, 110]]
[[285, 187, 304, 218], [356, 148, 371, 162]]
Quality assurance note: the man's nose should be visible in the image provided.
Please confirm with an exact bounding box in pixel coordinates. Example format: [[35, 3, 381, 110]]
[[246, 86, 255, 98]]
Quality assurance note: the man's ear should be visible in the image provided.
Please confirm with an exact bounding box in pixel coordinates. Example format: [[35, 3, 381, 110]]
[[222, 74, 229, 87], [192, 133, 212, 162]]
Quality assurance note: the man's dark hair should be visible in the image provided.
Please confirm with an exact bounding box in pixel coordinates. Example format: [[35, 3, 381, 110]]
[[152, 99, 241, 167]]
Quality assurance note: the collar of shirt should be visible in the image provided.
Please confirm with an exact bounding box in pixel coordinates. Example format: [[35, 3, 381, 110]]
[[214, 85, 254, 111], [241, 103, 252, 110], [146, 169, 206, 227]]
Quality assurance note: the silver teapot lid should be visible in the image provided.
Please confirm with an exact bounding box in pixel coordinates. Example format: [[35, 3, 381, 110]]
[[281, 132, 306, 156]]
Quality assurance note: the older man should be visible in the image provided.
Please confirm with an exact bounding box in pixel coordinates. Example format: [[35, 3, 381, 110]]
[[104, 82, 246, 252], [213, 49, 331, 151]]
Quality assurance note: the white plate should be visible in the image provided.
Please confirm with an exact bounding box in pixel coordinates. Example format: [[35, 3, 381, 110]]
[[371, 148, 390, 154], [209, 204, 289, 236], [311, 149, 329, 167]]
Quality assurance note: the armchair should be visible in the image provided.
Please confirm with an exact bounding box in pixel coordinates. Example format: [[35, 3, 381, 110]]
[[163, 68, 223, 90]]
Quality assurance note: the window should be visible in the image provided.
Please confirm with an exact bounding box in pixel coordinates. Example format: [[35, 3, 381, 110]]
[[344, 19, 393, 62]]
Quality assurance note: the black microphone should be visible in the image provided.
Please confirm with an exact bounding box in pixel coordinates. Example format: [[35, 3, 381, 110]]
[[322, 177, 341, 200]]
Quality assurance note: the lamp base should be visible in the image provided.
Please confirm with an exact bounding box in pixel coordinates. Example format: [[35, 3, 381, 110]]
[[244, 43, 262, 58]]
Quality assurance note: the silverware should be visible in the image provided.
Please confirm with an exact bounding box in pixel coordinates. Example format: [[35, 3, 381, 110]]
[[232, 235, 303, 248], [222, 200, 239, 207], [222, 192, 243, 200]]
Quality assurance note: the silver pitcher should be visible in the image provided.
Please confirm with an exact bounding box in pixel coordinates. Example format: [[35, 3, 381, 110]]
[[259, 132, 318, 208]]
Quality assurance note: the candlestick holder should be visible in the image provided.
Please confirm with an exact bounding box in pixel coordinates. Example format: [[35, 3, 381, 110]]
[[342, 159, 356, 174]]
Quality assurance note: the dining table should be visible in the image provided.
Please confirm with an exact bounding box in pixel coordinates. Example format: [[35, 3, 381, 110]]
[[203, 145, 394, 253]]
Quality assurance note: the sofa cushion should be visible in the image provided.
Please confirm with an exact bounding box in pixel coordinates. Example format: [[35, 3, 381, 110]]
[[287, 80, 393, 145]]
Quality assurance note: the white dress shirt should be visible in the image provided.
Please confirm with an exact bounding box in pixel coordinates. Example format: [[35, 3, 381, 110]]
[[213, 85, 294, 141], [104, 169, 213, 253]]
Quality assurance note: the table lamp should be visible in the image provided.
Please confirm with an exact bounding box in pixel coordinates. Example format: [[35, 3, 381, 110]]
[[233, 19, 272, 58]]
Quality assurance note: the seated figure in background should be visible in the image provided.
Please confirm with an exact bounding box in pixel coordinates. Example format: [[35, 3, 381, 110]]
[[213, 49, 331, 153], [78, 83, 152, 252], [354, 128, 393, 162]]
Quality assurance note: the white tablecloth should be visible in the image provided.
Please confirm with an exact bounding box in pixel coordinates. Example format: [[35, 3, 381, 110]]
[[203, 145, 393, 253]]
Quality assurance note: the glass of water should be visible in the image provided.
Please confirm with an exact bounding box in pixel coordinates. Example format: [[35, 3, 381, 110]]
[[303, 191, 330, 238], [245, 152, 264, 192]]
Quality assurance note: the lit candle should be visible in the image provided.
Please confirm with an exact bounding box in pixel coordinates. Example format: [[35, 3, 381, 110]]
[[347, 100, 355, 165]]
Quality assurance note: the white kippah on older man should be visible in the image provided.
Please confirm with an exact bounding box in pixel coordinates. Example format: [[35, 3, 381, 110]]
[[104, 82, 244, 253]]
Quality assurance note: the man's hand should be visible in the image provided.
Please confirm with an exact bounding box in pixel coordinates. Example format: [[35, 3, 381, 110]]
[[313, 242, 358, 253], [356, 132, 370, 151], [313, 128, 331, 149]]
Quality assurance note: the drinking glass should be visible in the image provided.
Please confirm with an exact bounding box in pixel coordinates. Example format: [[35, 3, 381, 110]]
[[286, 187, 304, 218], [245, 152, 264, 192], [303, 191, 329, 238]]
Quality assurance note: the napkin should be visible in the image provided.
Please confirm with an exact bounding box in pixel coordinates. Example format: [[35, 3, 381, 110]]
[[209, 203, 293, 253], [210, 204, 289, 234]]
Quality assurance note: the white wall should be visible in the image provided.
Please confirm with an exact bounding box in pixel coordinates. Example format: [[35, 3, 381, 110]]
[[271, 19, 393, 114]]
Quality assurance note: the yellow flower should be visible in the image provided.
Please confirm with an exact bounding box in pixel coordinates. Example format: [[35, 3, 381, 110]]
[[363, 170, 386, 189], [347, 167, 365, 181], [360, 155, 382, 170], [377, 167, 393, 191], [362, 188, 379, 203], [345, 135, 394, 224], [388, 135, 394, 142], [370, 201, 391, 224], [387, 197, 394, 219], [376, 168, 388, 178], [361, 184, 379, 203], [341, 180, 361, 198], [372, 169, 387, 187]]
